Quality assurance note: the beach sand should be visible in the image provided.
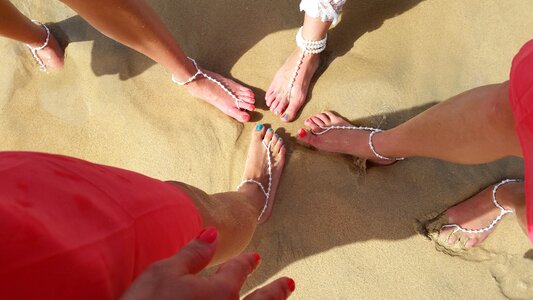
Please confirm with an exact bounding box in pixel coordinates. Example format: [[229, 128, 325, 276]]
[[2, 0, 533, 298]]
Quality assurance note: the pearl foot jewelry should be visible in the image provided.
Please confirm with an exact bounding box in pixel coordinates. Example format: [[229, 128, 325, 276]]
[[313, 125, 405, 161], [26, 20, 50, 71], [172, 57, 246, 110], [441, 179, 522, 235], [236, 140, 273, 221], [286, 27, 327, 103]]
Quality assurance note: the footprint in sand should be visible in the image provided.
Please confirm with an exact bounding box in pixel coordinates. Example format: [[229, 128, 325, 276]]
[[490, 254, 533, 300]]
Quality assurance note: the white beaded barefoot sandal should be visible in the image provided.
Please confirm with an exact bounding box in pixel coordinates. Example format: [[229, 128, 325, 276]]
[[236, 140, 273, 221], [172, 57, 246, 110], [286, 27, 328, 103], [26, 20, 50, 71], [313, 125, 405, 161], [441, 179, 522, 236]]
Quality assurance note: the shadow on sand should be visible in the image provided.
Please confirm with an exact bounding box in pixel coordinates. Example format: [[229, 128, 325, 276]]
[[241, 102, 523, 292], [50, 0, 425, 82]]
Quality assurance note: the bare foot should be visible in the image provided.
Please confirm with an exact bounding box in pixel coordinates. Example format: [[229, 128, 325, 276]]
[[296, 111, 396, 165], [183, 69, 255, 123], [425, 181, 524, 250], [27, 26, 64, 70], [265, 48, 320, 122], [239, 124, 286, 223]]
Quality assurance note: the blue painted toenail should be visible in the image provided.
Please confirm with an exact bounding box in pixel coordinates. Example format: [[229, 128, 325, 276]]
[[255, 124, 263, 130], [282, 114, 289, 120], [267, 128, 274, 131]]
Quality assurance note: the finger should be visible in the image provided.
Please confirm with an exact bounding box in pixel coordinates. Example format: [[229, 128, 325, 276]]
[[214, 252, 261, 290], [167, 226, 218, 275], [243, 277, 295, 300]]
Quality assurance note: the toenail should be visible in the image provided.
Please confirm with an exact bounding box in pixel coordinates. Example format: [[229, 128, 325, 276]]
[[274, 110, 279, 115], [267, 128, 273, 131], [274, 133, 279, 138], [297, 128, 307, 138], [282, 114, 289, 120], [255, 124, 264, 130]]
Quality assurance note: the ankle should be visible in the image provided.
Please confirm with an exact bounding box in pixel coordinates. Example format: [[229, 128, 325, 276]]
[[27, 25, 49, 49], [496, 181, 525, 211], [171, 58, 199, 84], [237, 184, 265, 210], [370, 130, 403, 160]]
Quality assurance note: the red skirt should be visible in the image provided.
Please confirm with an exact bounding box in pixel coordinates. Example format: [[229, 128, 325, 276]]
[[0, 152, 203, 299], [509, 39, 533, 244]]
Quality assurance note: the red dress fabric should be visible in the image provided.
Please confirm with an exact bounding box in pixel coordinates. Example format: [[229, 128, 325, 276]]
[[509, 39, 533, 244], [0, 152, 203, 299]]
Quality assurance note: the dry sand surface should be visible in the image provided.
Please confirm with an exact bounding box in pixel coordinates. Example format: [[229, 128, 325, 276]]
[[2, 0, 533, 299]]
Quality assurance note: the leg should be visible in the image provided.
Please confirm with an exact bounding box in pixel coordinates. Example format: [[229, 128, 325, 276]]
[[298, 82, 527, 248], [0, 0, 64, 69], [298, 82, 522, 164], [168, 124, 286, 265], [266, 0, 345, 122], [65, 0, 254, 122]]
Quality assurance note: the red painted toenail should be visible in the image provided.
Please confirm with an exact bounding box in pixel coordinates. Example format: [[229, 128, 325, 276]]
[[287, 278, 296, 292], [297, 128, 307, 138], [251, 252, 261, 265]]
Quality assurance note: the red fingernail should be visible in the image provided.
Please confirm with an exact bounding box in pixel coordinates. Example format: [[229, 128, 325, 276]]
[[252, 252, 261, 265], [297, 128, 307, 138], [196, 227, 218, 244], [288, 278, 295, 292]]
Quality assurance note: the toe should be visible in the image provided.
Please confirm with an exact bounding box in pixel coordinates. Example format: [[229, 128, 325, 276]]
[[324, 111, 337, 121], [239, 86, 253, 93], [270, 100, 282, 116], [272, 135, 284, 154], [280, 101, 301, 123], [237, 92, 255, 104], [316, 112, 332, 125], [296, 128, 312, 145], [464, 237, 479, 249], [297, 128, 325, 149], [263, 126, 275, 144], [304, 116, 322, 132], [311, 116, 326, 128], [265, 90, 276, 107], [227, 107, 250, 123], [237, 101, 255, 112], [252, 123, 267, 140], [276, 99, 289, 113]]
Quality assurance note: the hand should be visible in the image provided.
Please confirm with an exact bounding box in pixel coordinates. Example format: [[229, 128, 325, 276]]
[[121, 227, 295, 300]]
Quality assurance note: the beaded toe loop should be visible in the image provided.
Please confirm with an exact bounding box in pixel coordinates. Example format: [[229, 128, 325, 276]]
[[441, 179, 522, 235], [26, 20, 50, 71], [172, 57, 245, 110], [313, 125, 405, 161], [236, 141, 273, 221]]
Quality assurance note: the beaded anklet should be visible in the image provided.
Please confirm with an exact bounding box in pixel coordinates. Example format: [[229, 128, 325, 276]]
[[26, 20, 50, 71]]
